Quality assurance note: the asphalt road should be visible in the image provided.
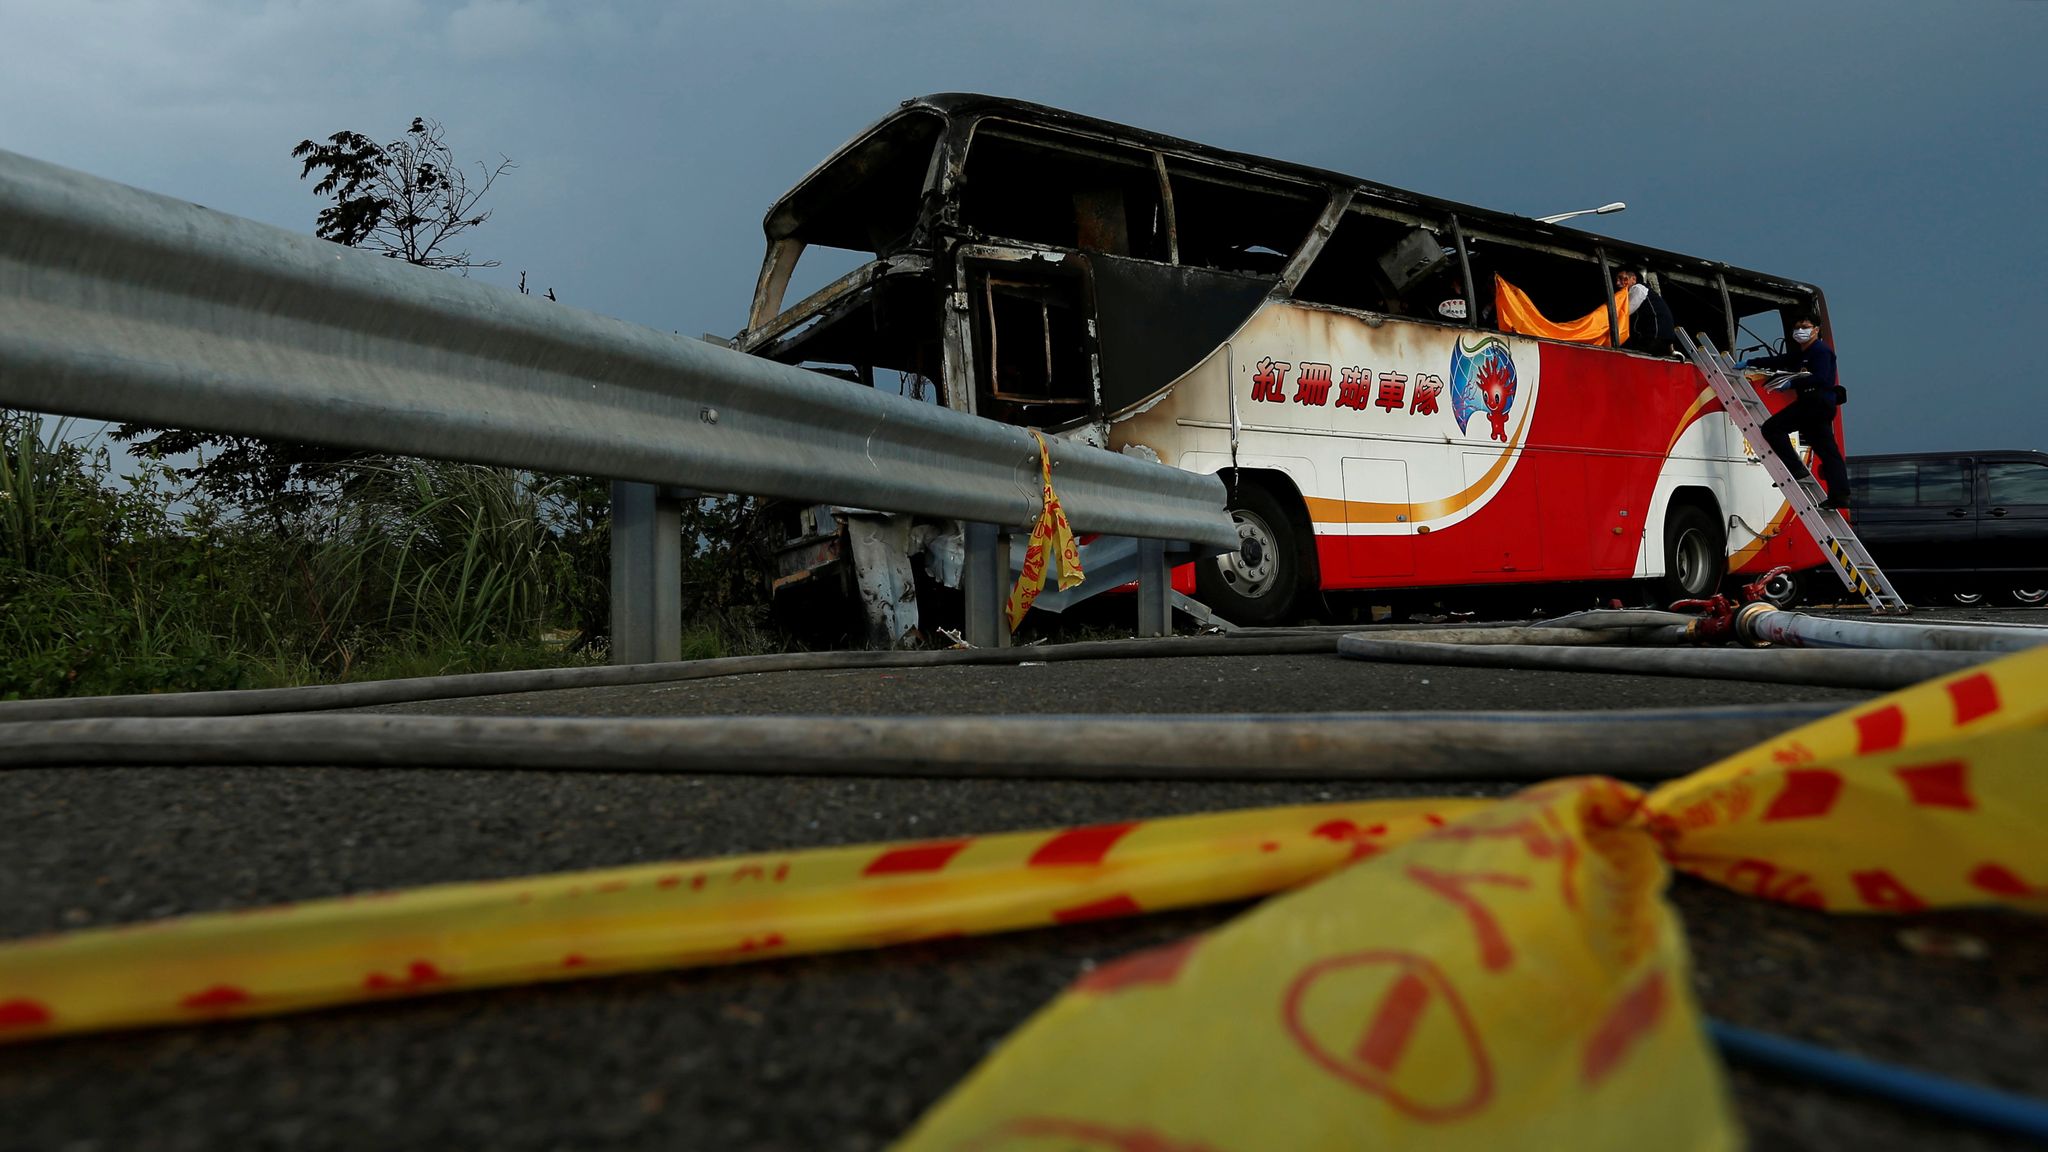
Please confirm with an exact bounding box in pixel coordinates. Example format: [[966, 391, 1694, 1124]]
[[3, 612, 2045, 1151]]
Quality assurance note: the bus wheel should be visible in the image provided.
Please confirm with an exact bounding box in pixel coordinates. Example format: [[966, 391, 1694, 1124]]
[[1199, 482, 1309, 625], [1953, 592, 1985, 606], [2012, 588, 2048, 607], [1659, 503, 1726, 603]]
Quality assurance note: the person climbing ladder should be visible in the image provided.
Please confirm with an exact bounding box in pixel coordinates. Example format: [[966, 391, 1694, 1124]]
[[1745, 310, 1850, 511]]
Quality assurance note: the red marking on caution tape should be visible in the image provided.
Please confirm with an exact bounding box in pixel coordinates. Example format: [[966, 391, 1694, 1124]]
[[1052, 894, 1144, 924], [1282, 950, 1494, 1122], [1851, 869, 1929, 913], [864, 839, 972, 876], [1311, 819, 1385, 861], [1353, 969, 1432, 1074], [1762, 770, 1842, 823], [1030, 823, 1138, 868], [0, 999, 53, 1030], [1721, 858, 1827, 910], [1971, 864, 2041, 898], [1854, 705, 1906, 754], [1075, 938, 1201, 995], [179, 985, 252, 1011], [1581, 969, 1668, 1086], [1947, 673, 1999, 726], [561, 953, 588, 969], [364, 960, 446, 992], [1407, 867, 1532, 973], [1895, 761, 1975, 810]]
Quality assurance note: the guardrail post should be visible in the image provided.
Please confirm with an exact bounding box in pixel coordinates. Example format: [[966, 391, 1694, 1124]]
[[1136, 537, 1172, 638], [610, 480, 682, 665], [963, 521, 1010, 649]]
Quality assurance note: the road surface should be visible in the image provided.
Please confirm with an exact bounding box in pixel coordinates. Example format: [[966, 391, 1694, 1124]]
[[3, 616, 2043, 1151]]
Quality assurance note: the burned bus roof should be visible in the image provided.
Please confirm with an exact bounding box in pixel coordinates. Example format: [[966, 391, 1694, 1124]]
[[764, 93, 1819, 307]]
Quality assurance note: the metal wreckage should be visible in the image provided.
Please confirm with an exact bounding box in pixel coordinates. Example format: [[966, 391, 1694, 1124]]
[[729, 94, 1833, 643]]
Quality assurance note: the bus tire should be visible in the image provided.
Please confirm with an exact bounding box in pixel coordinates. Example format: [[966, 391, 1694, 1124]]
[[1199, 481, 1311, 625], [1658, 502, 1726, 604]]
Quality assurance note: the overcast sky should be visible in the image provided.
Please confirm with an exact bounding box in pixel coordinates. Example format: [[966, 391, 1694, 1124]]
[[2, 0, 2042, 454]]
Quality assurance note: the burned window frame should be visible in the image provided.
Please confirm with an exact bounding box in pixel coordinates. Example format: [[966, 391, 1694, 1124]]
[[1287, 197, 1456, 319], [743, 95, 1835, 415], [958, 119, 1172, 262], [748, 108, 950, 331], [1159, 157, 1328, 278], [970, 261, 1097, 411]]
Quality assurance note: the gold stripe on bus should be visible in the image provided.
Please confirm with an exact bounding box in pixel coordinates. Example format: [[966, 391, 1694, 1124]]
[[1303, 401, 1535, 525], [1729, 498, 1797, 570], [1663, 387, 1719, 458]]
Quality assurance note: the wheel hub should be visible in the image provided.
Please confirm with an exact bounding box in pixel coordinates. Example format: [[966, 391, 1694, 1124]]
[[1674, 528, 1712, 595], [1221, 511, 1279, 596], [1762, 572, 1797, 605]]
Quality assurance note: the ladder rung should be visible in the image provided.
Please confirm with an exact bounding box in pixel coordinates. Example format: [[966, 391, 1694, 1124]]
[[1678, 329, 1903, 613]]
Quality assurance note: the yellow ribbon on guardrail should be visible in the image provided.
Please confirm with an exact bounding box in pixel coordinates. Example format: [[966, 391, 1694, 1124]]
[[1, 648, 2043, 1152], [1005, 431, 1084, 632]]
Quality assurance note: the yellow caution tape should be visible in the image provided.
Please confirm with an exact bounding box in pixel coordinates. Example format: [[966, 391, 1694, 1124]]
[[897, 777, 1729, 1151], [1005, 431, 1084, 632], [1, 646, 2042, 1152], [891, 647, 2048, 1151], [1650, 653, 2048, 914], [0, 799, 1479, 1042]]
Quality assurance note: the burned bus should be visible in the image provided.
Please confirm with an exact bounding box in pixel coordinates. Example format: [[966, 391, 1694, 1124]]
[[735, 94, 1833, 639]]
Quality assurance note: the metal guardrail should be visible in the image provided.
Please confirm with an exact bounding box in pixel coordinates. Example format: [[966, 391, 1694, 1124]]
[[0, 148, 1235, 656]]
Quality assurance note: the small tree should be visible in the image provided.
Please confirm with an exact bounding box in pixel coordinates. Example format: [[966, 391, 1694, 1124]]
[[291, 116, 514, 272], [119, 117, 517, 515]]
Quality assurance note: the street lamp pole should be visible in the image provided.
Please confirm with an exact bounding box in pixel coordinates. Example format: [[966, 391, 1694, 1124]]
[[1537, 201, 1627, 225]]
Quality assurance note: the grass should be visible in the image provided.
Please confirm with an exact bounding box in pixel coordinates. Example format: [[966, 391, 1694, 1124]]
[[0, 412, 781, 700]]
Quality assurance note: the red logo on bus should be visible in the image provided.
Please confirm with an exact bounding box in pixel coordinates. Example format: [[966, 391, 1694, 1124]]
[[1450, 336, 1519, 442]]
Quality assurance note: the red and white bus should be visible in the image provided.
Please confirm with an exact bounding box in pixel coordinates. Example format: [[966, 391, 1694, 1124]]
[[738, 95, 1832, 634]]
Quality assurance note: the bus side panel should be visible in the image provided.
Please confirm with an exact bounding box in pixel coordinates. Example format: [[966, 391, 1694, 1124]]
[[1111, 303, 1826, 596], [1721, 382, 1833, 576]]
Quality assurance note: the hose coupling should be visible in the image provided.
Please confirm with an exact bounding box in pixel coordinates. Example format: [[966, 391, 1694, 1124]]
[[1735, 602, 1780, 648]]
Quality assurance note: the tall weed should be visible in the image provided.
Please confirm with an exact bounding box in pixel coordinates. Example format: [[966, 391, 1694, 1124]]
[[1, 411, 784, 700], [1, 416, 582, 696]]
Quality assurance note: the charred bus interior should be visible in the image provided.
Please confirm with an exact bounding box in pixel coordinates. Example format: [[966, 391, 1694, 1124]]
[[737, 95, 1828, 638]]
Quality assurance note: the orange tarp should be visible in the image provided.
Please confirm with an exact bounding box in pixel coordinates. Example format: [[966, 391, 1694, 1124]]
[[1494, 274, 1629, 346]]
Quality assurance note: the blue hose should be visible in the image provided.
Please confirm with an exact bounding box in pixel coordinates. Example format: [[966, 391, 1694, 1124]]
[[1710, 1019, 2048, 1144]]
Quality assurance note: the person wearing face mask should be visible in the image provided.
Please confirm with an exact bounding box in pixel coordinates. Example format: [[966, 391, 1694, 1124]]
[[1743, 311, 1850, 510]]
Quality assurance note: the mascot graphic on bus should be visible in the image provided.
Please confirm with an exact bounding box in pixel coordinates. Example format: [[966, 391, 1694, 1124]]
[[1449, 334, 1519, 442]]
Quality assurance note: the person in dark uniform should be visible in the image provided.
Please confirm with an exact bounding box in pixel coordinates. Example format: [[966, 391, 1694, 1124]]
[[1745, 311, 1850, 510], [1616, 268, 1674, 354]]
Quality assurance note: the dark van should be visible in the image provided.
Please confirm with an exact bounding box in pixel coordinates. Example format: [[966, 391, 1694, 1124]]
[[1847, 451, 2048, 606]]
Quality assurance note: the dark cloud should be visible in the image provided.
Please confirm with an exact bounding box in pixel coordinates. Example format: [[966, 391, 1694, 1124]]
[[3, 0, 2041, 453]]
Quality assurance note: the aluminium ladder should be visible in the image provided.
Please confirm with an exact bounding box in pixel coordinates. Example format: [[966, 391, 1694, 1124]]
[[1675, 329, 1910, 613]]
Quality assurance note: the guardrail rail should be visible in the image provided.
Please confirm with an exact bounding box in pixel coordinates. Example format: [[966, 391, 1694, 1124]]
[[0, 148, 1237, 656]]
